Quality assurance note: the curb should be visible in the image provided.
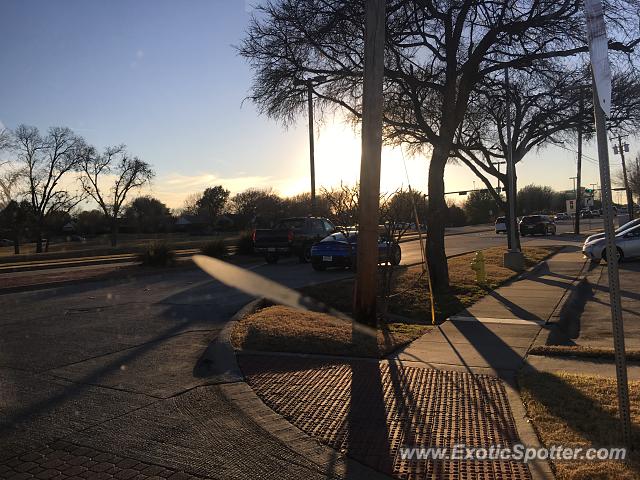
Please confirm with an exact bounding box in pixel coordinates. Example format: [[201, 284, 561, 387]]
[[195, 297, 267, 382]]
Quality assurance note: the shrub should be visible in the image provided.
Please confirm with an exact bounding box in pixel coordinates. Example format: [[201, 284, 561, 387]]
[[201, 239, 227, 258], [138, 242, 175, 266], [236, 231, 255, 255]]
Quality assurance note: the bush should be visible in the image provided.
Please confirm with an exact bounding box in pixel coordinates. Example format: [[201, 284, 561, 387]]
[[201, 239, 227, 258], [236, 231, 255, 255], [138, 242, 175, 267]]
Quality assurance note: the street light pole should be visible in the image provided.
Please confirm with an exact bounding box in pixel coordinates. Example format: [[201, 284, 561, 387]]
[[503, 66, 524, 270], [294, 75, 327, 215], [492, 161, 506, 191]]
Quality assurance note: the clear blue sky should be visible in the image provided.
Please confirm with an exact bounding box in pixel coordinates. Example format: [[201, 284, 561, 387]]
[[0, 0, 625, 208]]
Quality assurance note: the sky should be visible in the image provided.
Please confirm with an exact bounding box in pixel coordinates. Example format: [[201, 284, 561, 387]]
[[0, 0, 633, 210]]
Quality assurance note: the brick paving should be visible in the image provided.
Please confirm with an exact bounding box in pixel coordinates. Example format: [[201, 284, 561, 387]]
[[0, 440, 208, 479], [239, 355, 532, 480]]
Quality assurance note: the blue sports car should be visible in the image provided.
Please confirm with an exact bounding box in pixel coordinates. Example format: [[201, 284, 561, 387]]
[[310, 231, 402, 271]]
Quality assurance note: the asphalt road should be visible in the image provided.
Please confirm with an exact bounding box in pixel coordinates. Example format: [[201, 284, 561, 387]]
[[0, 221, 594, 284], [399, 220, 589, 265]]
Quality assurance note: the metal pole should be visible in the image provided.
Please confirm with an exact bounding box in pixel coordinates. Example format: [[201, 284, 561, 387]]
[[353, 0, 385, 325], [505, 68, 518, 254], [617, 135, 634, 221], [307, 82, 317, 214], [575, 88, 584, 234], [592, 74, 632, 447]]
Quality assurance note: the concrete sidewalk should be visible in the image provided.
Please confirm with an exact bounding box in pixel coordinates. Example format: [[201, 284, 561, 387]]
[[536, 260, 640, 350], [391, 247, 587, 377]]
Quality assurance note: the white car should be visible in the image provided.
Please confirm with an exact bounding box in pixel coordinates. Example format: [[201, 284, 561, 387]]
[[495, 216, 507, 234], [582, 224, 640, 262], [584, 218, 640, 244]]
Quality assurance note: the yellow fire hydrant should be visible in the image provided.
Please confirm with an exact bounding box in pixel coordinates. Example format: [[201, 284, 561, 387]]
[[471, 251, 486, 284]]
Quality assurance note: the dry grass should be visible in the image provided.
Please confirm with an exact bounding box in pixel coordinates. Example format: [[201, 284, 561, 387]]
[[231, 305, 430, 358], [302, 246, 558, 324], [529, 345, 640, 362], [519, 371, 640, 480], [233, 246, 556, 358]]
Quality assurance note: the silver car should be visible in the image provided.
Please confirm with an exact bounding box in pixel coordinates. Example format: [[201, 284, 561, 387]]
[[584, 218, 640, 244], [583, 224, 640, 262]]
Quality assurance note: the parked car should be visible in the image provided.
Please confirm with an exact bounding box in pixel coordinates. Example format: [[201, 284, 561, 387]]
[[584, 218, 640, 245], [494, 217, 507, 234], [0, 239, 14, 247], [583, 224, 640, 262], [310, 231, 401, 271], [554, 213, 571, 221], [519, 215, 556, 236], [253, 217, 335, 263]]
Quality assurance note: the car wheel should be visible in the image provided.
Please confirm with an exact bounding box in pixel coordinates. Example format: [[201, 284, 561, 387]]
[[312, 262, 326, 271], [602, 247, 623, 263], [265, 253, 279, 264], [299, 246, 312, 263], [391, 245, 402, 265]]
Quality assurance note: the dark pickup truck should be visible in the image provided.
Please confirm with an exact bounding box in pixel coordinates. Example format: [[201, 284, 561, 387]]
[[253, 217, 336, 263]]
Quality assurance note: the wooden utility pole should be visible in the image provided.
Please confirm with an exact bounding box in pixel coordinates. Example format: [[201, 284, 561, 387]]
[[354, 0, 385, 325], [575, 87, 585, 234], [307, 82, 317, 214], [615, 135, 634, 221]]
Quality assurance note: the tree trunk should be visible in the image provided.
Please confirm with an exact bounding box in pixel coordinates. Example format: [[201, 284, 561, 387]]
[[36, 227, 43, 254], [426, 146, 449, 292], [110, 220, 118, 247], [13, 234, 20, 255]]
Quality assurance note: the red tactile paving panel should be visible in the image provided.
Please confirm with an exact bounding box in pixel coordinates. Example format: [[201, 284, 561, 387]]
[[240, 355, 531, 480]]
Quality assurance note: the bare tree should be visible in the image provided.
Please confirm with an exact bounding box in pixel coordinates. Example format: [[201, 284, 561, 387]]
[[619, 154, 640, 201], [455, 68, 640, 237], [180, 192, 202, 216], [0, 127, 22, 209], [14, 125, 85, 252], [320, 183, 360, 232], [240, 0, 639, 291], [79, 145, 154, 246]]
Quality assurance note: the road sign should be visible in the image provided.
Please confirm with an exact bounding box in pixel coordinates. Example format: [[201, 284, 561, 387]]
[[585, 0, 631, 448], [566, 199, 576, 215], [585, 0, 612, 116]]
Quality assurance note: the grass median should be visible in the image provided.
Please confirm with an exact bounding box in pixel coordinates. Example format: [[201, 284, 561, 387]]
[[231, 245, 557, 357], [518, 370, 640, 480]]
